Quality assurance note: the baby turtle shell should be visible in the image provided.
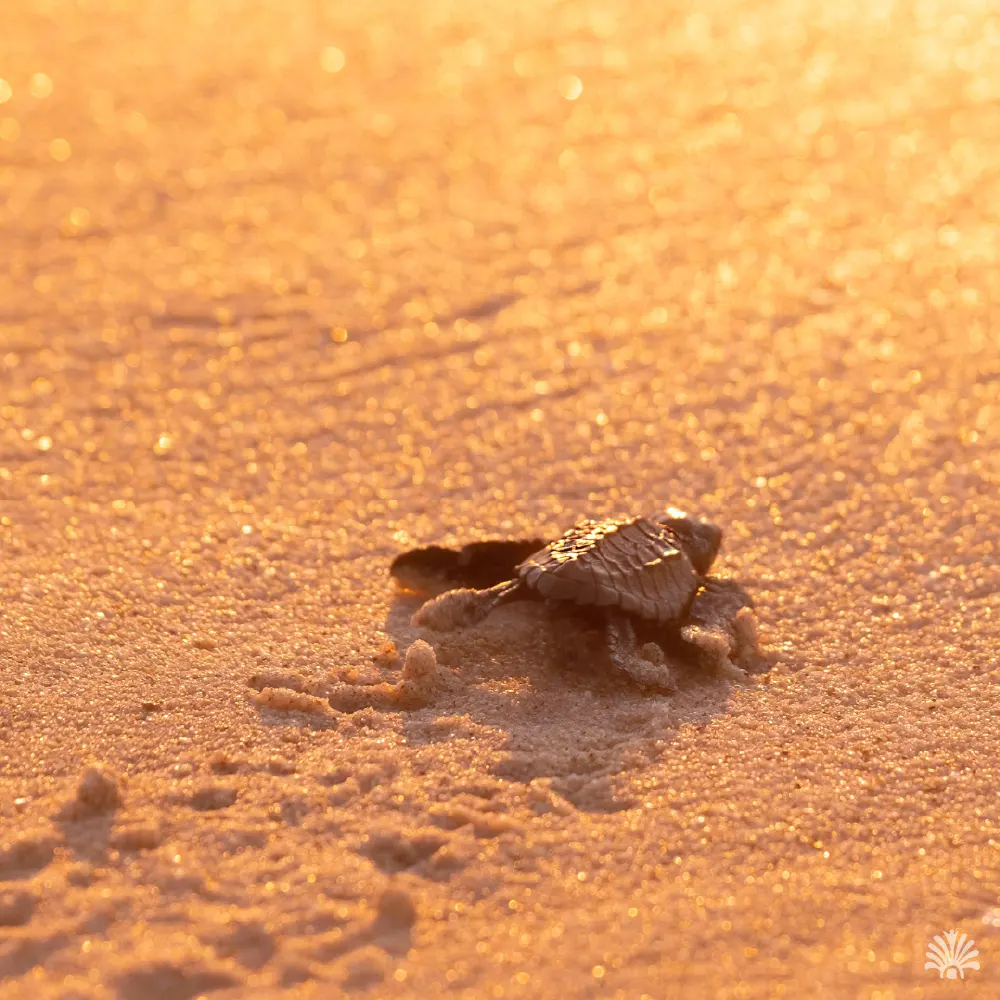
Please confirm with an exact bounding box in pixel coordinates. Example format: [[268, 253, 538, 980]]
[[516, 516, 699, 623]]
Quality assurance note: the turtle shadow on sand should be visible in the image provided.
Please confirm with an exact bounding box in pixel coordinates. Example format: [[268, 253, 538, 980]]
[[376, 537, 769, 813], [247, 533, 771, 815]]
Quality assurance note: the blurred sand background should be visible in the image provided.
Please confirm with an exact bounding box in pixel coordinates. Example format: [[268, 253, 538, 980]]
[[2, 0, 1000, 997]]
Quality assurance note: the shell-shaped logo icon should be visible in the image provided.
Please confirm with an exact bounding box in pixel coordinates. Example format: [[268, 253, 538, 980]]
[[925, 929, 981, 979]]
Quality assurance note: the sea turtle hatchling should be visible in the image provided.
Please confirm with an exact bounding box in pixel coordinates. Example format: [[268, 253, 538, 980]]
[[393, 509, 761, 691]]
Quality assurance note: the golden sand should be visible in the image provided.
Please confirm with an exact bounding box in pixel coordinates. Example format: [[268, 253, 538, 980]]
[[2, 0, 1000, 996]]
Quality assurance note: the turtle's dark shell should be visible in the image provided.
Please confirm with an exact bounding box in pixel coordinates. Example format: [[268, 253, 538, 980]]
[[515, 516, 700, 624]]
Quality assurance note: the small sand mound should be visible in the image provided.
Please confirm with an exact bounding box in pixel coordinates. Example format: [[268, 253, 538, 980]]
[[327, 641, 445, 712], [372, 640, 400, 668], [376, 885, 418, 929], [0, 888, 37, 927], [254, 687, 332, 715], [402, 639, 438, 683], [59, 765, 124, 819], [732, 607, 767, 673], [247, 670, 305, 692]]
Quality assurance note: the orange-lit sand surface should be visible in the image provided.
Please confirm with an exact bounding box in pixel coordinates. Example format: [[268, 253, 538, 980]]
[[3, 1, 1000, 997]]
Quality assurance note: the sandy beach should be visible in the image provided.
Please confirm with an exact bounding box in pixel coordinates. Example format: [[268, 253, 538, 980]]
[[3, 0, 1000, 996]]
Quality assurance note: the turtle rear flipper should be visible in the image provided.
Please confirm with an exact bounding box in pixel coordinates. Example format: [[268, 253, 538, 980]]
[[411, 579, 523, 631], [605, 611, 677, 692]]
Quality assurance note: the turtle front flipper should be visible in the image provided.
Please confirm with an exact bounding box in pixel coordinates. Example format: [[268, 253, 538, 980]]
[[680, 578, 765, 674], [411, 578, 524, 631], [604, 611, 677, 692]]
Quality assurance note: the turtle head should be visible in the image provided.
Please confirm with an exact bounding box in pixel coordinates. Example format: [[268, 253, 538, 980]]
[[656, 508, 722, 575]]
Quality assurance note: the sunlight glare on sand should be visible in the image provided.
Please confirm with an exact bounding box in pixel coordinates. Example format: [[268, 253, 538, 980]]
[[1, 0, 1000, 996]]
